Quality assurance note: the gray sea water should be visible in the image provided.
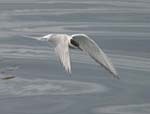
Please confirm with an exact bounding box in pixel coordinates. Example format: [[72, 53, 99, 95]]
[[0, 0, 150, 114]]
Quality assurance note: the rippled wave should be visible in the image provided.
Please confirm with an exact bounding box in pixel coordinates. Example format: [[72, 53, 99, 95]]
[[0, 77, 105, 96], [0, 0, 150, 39], [0, 1, 149, 114], [0, 44, 150, 72]]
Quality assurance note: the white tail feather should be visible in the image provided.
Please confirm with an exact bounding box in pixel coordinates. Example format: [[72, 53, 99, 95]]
[[22, 35, 47, 41]]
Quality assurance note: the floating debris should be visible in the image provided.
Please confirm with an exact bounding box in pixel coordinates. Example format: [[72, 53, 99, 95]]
[[0, 76, 15, 80], [0, 65, 19, 74], [5, 66, 19, 72], [0, 65, 18, 80]]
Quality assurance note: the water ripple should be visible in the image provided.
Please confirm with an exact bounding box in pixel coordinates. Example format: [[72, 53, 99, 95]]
[[0, 45, 150, 72], [0, 77, 106, 96]]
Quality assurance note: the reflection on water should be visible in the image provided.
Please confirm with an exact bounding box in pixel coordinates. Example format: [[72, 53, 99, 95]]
[[0, 77, 106, 96]]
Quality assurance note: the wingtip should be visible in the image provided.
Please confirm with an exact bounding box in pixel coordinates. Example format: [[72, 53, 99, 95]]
[[68, 70, 72, 77], [68, 72, 72, 78], [64, 68, 72, 77], [113, 73, 120, 80]]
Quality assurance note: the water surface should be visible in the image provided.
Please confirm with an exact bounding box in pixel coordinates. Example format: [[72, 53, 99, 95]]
[[0, 0, 150, 114]]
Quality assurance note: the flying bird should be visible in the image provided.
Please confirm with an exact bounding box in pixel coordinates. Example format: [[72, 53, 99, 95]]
[[24, 34, 119, 79]]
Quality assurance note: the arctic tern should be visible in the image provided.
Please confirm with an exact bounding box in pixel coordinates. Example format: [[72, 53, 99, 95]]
[[24, 34, 119, 79]]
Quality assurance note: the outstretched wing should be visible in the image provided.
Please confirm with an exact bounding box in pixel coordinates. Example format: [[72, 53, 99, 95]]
[[72, 34, 119, 79], [54, 38, 71, 74], [23, 34, 71, 74]]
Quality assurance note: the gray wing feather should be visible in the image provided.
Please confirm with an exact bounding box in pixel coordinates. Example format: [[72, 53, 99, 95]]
[[72, 34, 119, 79], [54, 39, 71, 74]]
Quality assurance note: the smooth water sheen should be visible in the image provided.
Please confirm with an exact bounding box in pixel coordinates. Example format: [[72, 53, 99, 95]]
[[0, 0, 150, 114]]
